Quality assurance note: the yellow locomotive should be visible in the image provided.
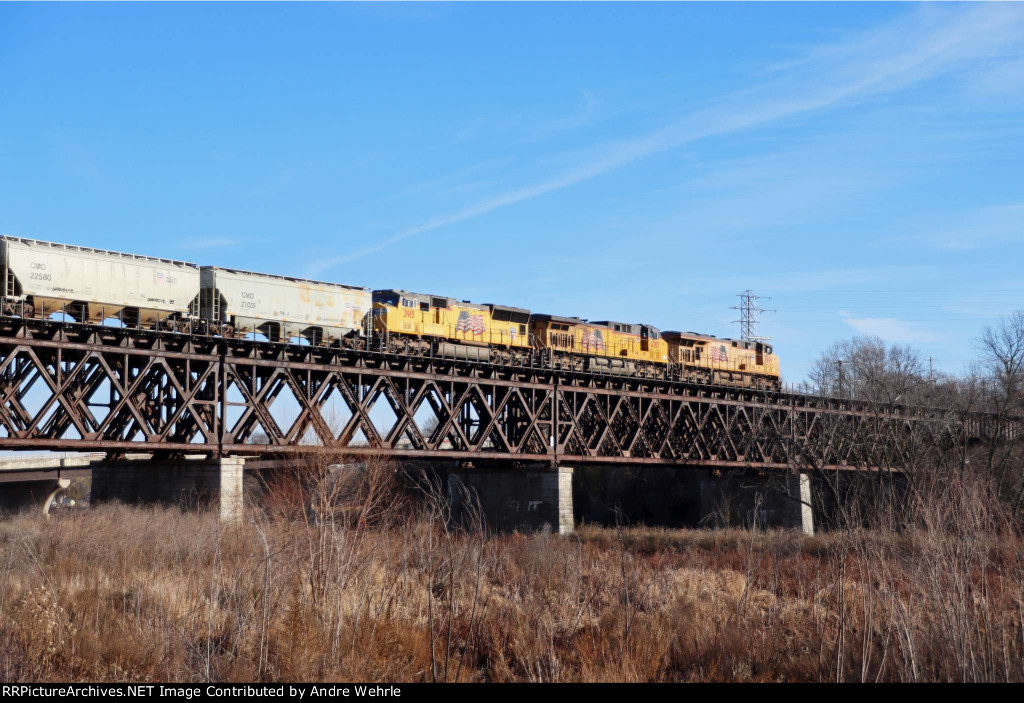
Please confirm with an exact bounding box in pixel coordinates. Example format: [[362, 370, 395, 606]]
[[530, 315, 669, 376], [372, 288, 781, 390], [664, 331, 779, 389], [372, 289, 533, 364]]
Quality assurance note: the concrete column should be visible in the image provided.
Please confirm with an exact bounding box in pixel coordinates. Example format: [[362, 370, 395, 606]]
[[797, 472, 815, 536], [553, 466, 574, 535], [448, 465, 574, 534], [91, 457, 245, 522], [0, 478, 70, 517], [217, 458, 245, 523], [778, 472, 816, 536]]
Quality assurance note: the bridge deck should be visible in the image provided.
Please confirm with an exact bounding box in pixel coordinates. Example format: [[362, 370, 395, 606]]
[[0, 318, 1009, 469]]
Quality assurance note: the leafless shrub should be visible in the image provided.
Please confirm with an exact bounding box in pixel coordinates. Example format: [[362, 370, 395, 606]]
[[0, 494, 1021, 682]]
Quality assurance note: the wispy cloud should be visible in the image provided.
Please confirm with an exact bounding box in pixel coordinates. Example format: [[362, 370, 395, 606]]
[[335, 155, 515, 217], [887, 203, 1024, 251], [308, 4, 1024, 276], [516, 88, 602, 144], [963, 57, 1024, 99], [841, 315, 942, 345]]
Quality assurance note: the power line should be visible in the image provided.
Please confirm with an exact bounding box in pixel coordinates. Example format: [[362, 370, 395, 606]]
[[771, 288, 1024, 295], [731, 290, 775, 342]]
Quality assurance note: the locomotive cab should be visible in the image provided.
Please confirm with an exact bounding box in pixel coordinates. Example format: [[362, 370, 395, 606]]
[[590, 320, 669, 363], [372, 289, 532, 354], [529, 314, 583, 351], [663, 331, 780, 389]]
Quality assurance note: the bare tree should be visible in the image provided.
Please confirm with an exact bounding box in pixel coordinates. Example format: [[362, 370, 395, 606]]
[[781, 336, 930, 528], [979, 311, 1024, 406], [808, 336, 928, 405], [788, 319, 1024, 528], [975, 311, 1024, 514]]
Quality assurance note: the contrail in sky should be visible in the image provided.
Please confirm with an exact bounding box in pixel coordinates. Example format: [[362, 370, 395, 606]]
[[308, 3, 1024, 276]]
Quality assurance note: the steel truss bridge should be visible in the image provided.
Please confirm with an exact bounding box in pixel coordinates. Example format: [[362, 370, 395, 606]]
[[0, 319, 1011, 469]]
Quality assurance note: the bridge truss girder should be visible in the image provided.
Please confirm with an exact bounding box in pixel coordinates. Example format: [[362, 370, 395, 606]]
[[0, 319, 990, 469]]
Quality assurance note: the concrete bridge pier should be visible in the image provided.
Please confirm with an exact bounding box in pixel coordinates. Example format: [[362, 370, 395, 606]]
[[572, 466, 815, 534], [91, 457, 246, 522], [448, 464, 574, 535], [698, 469, 815, 534], [448, 464, 815, 536], [0, 478, 71, 517], [792, 473, 815, 536]]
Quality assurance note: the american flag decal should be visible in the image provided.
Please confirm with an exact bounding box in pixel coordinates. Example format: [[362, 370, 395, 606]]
[[709, 344, 728, 363], [581, 328, 605, 352], [455, 311, 486, 335]]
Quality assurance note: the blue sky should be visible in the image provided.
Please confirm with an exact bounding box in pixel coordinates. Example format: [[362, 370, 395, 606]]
[[2, 2, 1023, 383]]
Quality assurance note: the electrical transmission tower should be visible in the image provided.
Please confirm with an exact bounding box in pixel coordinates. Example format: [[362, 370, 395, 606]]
[[732, 290, 775, 342]]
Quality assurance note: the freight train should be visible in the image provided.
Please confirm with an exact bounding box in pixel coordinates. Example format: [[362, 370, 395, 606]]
[[0, 235, 780, 390]]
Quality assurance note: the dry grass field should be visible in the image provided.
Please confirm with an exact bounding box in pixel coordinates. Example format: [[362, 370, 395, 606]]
[[1, 462, 1022, 683]]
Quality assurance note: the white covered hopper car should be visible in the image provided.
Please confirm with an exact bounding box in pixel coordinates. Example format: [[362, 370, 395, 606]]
[[0, 235, 200, 329], [199, 267, 370, 345]]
